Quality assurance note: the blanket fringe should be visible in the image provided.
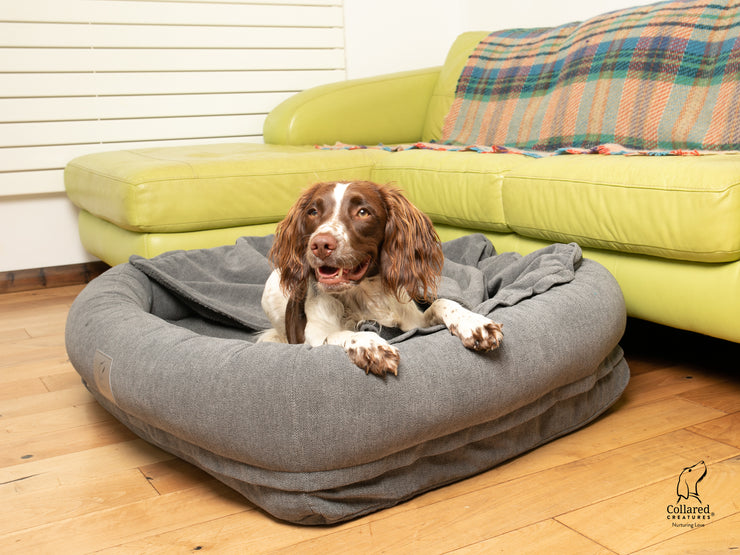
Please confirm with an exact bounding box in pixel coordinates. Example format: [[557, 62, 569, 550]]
[[317, 141, 720, 158]]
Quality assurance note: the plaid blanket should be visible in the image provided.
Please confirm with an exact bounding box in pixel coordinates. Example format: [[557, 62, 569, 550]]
[[442, 0, 740, 152]]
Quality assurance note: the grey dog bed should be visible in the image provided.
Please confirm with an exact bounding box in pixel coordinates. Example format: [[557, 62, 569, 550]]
[[65, 234, 629, 525]]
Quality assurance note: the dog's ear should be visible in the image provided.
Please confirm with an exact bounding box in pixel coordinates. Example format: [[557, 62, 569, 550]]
[[676, 471, 690, 501], [268, 185, 319, 300], [379, 186, 444, 303], [285, 295, 306, 344]]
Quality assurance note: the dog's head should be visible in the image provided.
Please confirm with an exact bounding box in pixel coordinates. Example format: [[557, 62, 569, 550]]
[[676, 460, 707, 502], [268, 180, 443, 302]]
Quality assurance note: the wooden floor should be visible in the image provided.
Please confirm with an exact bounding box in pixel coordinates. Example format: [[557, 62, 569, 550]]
[[1, 284, 738, 554]]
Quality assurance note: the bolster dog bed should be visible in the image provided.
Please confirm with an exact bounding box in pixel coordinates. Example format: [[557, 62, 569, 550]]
[[65, 234, 629, 525]]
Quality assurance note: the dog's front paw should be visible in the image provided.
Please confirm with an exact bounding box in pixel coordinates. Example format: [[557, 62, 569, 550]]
[[450, 314, 503, 352], [346, 332, 400, 376]]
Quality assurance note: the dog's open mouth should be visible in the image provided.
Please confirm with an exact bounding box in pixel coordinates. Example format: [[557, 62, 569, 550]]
[[315, 257, 371, 287]]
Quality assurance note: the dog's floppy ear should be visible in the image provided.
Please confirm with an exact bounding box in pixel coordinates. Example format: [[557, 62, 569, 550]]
[[268, 184, 319, 300], [285, 295, 307, 344], [676, 470, 691, 501], [379, 186, 444, 303]]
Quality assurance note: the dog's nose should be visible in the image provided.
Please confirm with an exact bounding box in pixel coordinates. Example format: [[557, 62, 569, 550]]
[[311, 233, 337, 260]]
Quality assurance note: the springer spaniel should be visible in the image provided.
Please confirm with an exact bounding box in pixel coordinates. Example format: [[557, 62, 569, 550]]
[[259, 180, 503, 376]]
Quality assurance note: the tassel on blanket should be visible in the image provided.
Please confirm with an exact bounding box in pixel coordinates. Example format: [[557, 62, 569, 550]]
[[318, 141, 704, 157]]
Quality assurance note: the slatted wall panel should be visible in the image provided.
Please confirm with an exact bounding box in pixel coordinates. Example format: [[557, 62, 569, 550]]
[[0, 0, 346, 197]]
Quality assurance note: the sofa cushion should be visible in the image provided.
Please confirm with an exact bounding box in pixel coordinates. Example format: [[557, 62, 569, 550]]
[[371, 149, 533, 232], [421, 31, 487, 142], [503, 154, 740, 262], [64, 143, 390, 233]]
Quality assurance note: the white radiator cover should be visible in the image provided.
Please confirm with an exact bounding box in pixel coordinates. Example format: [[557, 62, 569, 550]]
[[0, 0, 345, 197]]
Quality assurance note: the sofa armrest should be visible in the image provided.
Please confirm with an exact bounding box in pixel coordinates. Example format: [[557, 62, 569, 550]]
[[263, 67, 441, 146]]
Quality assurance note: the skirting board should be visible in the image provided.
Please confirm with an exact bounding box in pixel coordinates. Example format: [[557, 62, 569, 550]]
[[0, 261, 109, 294]]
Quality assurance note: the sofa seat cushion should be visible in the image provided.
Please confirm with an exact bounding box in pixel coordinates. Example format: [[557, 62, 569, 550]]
[[371, 149, 534, 232], [502, 154, 740, 263], [64, 143, 390, 233]]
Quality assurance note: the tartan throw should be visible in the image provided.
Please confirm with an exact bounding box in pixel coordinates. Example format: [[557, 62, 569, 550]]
[[442, 0, 740, 152]]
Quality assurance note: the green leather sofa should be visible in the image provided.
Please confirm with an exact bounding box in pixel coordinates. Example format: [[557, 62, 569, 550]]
[[65, 28, 740, 344]]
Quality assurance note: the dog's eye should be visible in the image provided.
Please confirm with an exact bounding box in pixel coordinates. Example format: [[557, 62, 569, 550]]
[[356, 208, 371, 218], [307, 208, 319, 217]]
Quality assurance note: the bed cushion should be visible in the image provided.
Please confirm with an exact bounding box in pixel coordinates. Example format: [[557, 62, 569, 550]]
[[65, 234, 629, 525]]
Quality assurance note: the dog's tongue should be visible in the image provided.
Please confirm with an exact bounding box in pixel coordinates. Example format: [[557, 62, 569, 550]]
[[317, 266, 347, 284], [316, 259, 369, 285]]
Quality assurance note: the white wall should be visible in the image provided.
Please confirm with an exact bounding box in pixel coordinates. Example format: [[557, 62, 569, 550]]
[[3, 0, 658, 272], [0, 196, 86, 270], [343, 0, 658, 78], [342, 0, 463, 79]]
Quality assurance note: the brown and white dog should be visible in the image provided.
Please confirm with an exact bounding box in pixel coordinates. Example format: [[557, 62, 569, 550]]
[[259, 180, 503, 376]]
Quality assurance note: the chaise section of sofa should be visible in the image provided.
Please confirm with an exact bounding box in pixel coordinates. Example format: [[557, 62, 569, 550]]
[[65, 0, 740, 344], [65, 143, 391, 264]]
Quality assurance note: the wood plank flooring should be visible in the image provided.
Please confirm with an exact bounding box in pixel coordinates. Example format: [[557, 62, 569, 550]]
[[1, 284, 738, 553]]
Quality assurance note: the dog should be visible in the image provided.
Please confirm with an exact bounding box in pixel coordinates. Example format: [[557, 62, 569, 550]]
[[259, 180, 503, 376], [676, 460, 707, 503]]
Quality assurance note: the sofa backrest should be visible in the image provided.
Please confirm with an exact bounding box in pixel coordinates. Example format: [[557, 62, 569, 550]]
[[432, 0, 740, 152], [421, 31, 487, 142]]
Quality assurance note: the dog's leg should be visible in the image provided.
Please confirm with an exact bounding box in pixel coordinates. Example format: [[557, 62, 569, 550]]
[[299, 286, 400, 376], [258, 271, 289, 343], [326, 330, 400, 376], [425, 298, 503, 351]]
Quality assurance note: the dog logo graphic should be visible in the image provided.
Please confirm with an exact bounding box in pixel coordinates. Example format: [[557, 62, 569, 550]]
[[676, 460, 707, 504]]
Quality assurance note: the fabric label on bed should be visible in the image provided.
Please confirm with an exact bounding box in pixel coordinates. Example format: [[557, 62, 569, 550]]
[[93, 350, 117, 405]]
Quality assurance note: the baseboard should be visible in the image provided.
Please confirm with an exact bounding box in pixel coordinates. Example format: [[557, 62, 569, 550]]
[[0, 261, 110, 294]]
